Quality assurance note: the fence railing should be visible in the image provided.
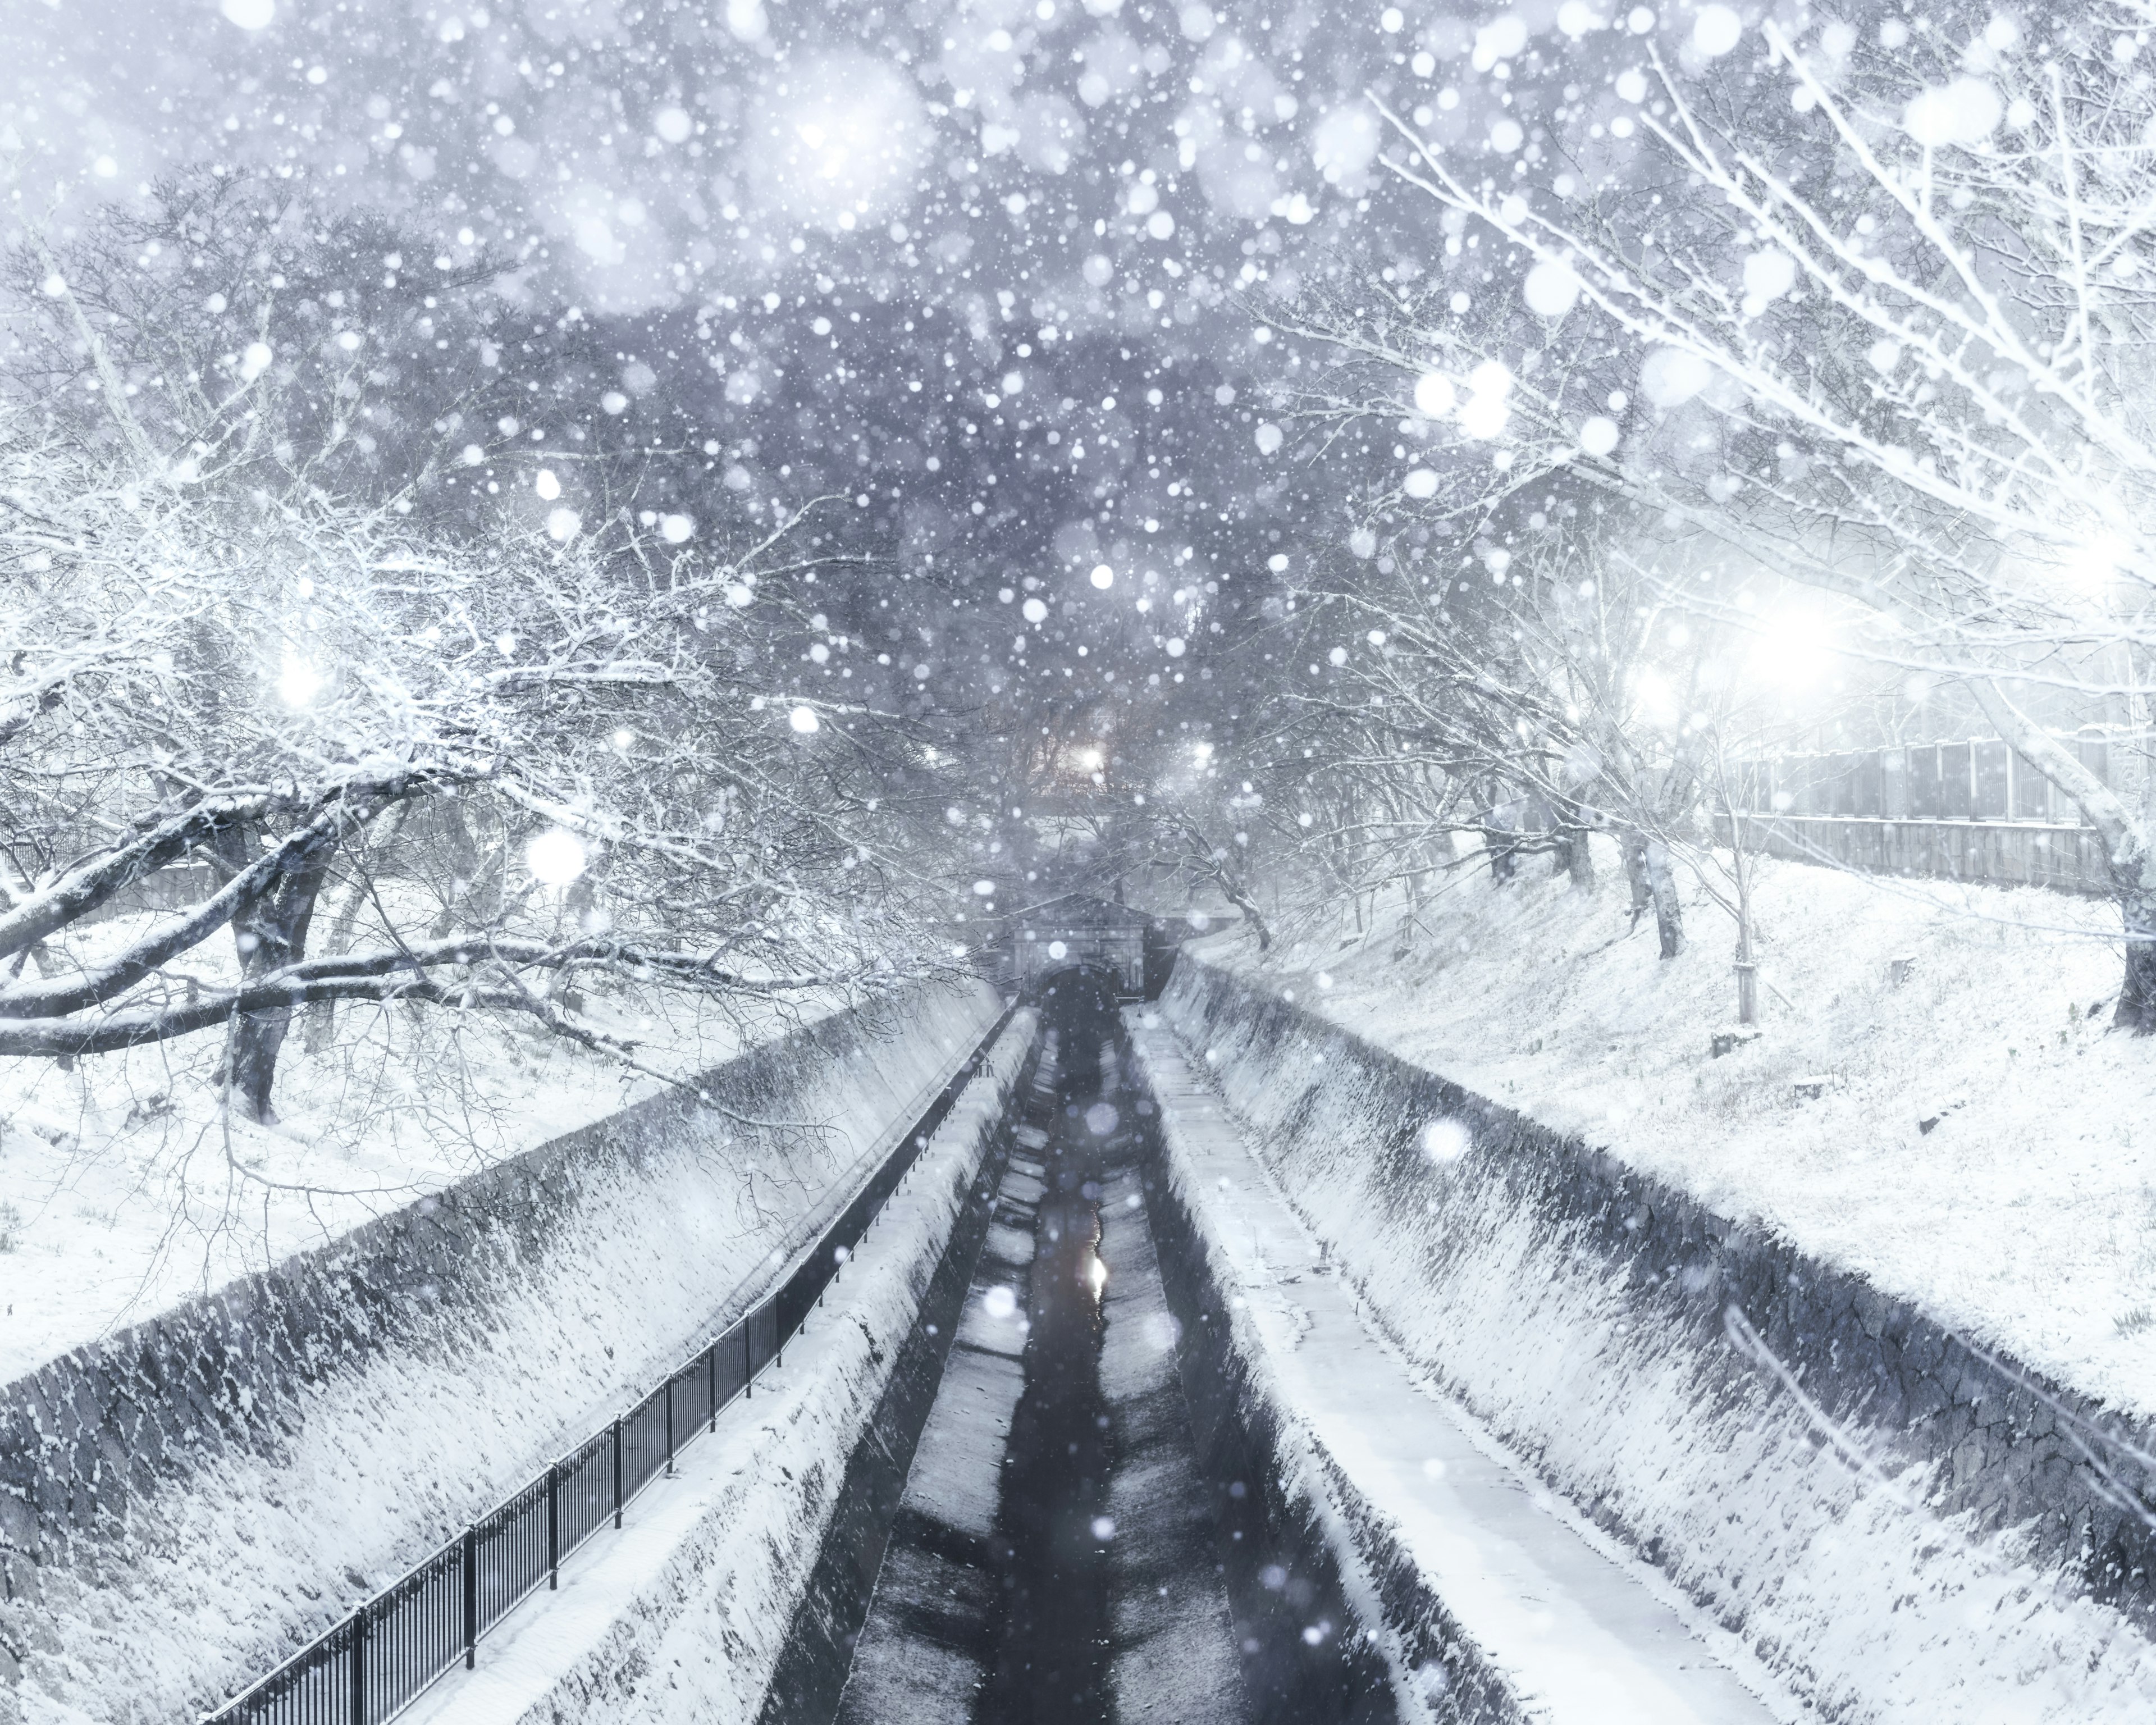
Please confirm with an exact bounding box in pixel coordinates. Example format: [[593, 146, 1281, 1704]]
[[199, 1004, 1018, 1725], [1721, 729, 2148, 897], [1730, 730, 2144, 826]]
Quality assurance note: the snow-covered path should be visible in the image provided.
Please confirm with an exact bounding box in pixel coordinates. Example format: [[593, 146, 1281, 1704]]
[[1126, 1015, 1791, 1725]]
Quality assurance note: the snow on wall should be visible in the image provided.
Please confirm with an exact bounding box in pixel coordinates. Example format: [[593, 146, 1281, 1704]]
[[0, 976, 1003, 1725], [1157, 957, 2156, 1724], [409, 1007, 1040, 1725]]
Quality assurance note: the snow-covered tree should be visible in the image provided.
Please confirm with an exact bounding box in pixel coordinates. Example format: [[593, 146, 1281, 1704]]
[[1354, 8, 2156, 1028], [1, 268, 956, 1120]]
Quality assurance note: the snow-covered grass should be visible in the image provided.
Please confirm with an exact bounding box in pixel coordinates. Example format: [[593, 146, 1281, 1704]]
[[1195, 838, 2156, 1415], [0, 895, 859, 1383]]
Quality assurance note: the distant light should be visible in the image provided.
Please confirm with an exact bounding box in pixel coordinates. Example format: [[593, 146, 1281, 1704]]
[[789, 705, 821, 734], [526, 829, 587, 886], [1090, 563, 1115, 589]]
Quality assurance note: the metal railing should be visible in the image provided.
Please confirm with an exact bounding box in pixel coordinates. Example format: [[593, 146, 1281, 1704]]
[[199, 1005, 1018, 1725]]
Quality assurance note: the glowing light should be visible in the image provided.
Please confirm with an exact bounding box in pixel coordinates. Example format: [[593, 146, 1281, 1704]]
[[1421, 1119, 1472, 1163], [2061, 534, 2131, 597], [526, 829, 587, 886], [534, 468, 561, 500], [1090, 563, 1116, 589], [1048, 939, 1069, 960], [789, 705, 821, 734], [1751, 600, 1840, 692], [983, 1285, 1018, 1319], [275, 654, 323, 709]]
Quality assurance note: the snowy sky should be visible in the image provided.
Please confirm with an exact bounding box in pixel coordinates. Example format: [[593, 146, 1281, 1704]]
[[0, 0, 1718, 770]]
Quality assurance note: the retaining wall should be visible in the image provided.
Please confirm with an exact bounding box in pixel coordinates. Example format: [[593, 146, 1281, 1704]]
[[0, 977, 1002, 1725], [1157, 958, 2156, 1723]]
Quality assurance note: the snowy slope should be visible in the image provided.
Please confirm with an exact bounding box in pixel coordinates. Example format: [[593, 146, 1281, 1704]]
[[0, 911, 856, 1385], [3, 979, 1001, 1725], [1196, 839, 2156, 1417], [1141, 978, 2156, 1723]]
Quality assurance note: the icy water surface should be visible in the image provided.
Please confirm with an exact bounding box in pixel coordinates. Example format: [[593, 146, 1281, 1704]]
[[836, 975, 1249, 1724]]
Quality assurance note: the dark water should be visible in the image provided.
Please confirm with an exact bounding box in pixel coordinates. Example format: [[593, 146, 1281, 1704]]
[[975, 1014, 1119, 1722], [826, 966, 1251, 1724]]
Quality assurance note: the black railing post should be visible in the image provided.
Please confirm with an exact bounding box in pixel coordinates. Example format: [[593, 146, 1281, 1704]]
[[707, 1341, 719, 1432], [547, 1462, 560, 1590], [350, 1603, 367, 1725], [462, 1525, 478, 1668], [665, 1378, 675, 1476], [611, 1415, 624, 1528]]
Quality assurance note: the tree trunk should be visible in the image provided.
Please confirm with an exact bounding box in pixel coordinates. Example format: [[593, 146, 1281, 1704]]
[[1554, 823, 1596, 888], [215, 829, 335, 1122], [2120, 881, 2156, 1034], [1484, 828, 1518, 883], [1963, 677, 2154, 1032], [1643, 839, 1684, 960], [1623, 832, 1652, 925]]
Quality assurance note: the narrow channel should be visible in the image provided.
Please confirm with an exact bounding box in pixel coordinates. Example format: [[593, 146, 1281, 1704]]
[[832, 969, 1253, 1724]]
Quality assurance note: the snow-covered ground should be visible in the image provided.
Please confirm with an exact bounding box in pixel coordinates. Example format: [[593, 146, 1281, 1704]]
[[0, 895, 858, 1382], [1194, 840, 2156, 1417]]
